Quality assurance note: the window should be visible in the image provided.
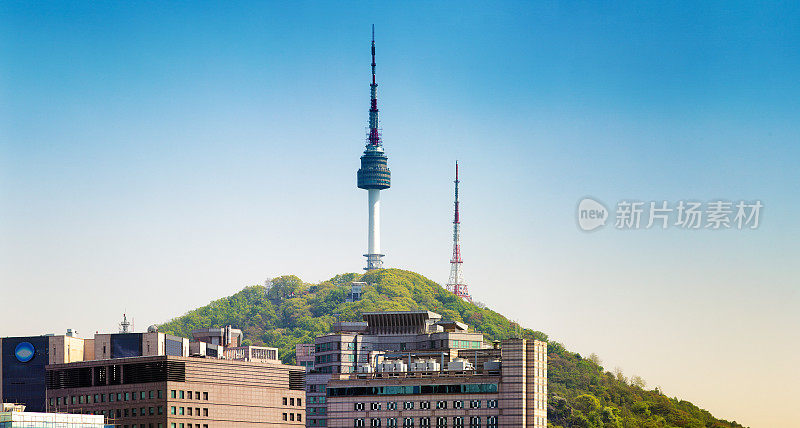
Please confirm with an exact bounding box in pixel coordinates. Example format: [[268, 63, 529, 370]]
[[203, 408, 208, 416], [125, 392, 130, 401], [195, 408, 199, 416], [187, 407, 192, 416], [420, 418, 430, 428], [141, 391, 146, 400], [419, 401, 430, 410], [454, 417, 464, 428], [387, 418, 398, 427], [179, 407, 185, 415], [355, 419, 365, 427], [298, 414, 302, 422], [470, 400, 481, 409], [436, 401, 447, 409], [283, 397, 288, 405], [371, 418, 381, 427], [203, 392, 208, 400], [195, 391, 200, 400], [487, 416, 498, 428], [79, 395, 85, 404], [132, 408, 137, 416], [354, 402, 365, 411], [469, 417, 481, 428], [386, 402, 396, 410], [124, 409, 129, 417], [283, 413, 288, 421], [436, 417, 447, 428], [180, 391, 185, 399], [371, 402, 381, 411], [149, 391, 154, 399], [403, 401, 413, 410], [403, 418, 414, 428], [171, 406, 177, 415], [158, 406, 164, 415], [290, 413, 295, 421], [298, 398, 302, 406], [158, 390, 164, 399], [487, 400, 497, 409], [186, 390, 192, 399], [171, 390, 177, 399], [290, 397, 295, 406], [454, 401, 463, 409], [149, 407, 154, 415]]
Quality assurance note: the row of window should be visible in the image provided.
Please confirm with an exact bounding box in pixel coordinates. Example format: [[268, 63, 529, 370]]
[[282, 397, 302, 406], [109, 406, 165, 418], [49, 390, 165, 406], [354, 400, 497, 412], [329, 384, 499, 397], [170, 406, 209, 417], [308, 396, 326, 404], [354, 416, 498, 428], [282, 412, 303, 422], [170, 424, 209, 428], [308, 407, 327, 415], [170, 390, 209, 401]]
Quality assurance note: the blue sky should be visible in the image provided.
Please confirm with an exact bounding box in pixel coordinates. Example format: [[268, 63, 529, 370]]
[[1, 2, 798, 426]]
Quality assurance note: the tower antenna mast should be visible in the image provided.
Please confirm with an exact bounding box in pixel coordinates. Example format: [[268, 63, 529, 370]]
[[446, 161, 471, 301]]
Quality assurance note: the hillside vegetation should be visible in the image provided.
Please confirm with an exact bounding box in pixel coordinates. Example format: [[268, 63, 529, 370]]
[[159, 269, 745, 428]]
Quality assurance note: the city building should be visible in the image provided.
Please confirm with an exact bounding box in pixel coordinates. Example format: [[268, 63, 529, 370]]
[[1, 330, 204, 413], [45, 355, 306, 427], [0, 403, 109, 428], [325, 339, 547, 428], [296, 344, 315, 373], [304, 311, 488, 428], [357, 26, 391, 271]]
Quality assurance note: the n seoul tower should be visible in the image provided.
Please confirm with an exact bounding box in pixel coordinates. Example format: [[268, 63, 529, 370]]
[[357, 26, 391, 270]]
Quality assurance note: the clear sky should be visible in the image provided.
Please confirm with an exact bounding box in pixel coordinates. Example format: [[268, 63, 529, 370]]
[[1, 1, 798, 426]]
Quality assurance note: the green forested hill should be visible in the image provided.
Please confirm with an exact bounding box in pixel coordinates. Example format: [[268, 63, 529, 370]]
[[158, 268, 745, 428]]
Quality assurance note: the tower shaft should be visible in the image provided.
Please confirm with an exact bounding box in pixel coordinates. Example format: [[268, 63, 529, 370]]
[[446, 161, 471, 301]]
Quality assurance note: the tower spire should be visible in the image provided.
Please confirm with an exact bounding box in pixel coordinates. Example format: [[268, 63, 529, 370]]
[[368, 24, 381, 147], [447, 161, 471, 301]]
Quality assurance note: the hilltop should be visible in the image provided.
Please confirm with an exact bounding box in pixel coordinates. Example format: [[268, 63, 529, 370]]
[[159, 268, 745, 428]]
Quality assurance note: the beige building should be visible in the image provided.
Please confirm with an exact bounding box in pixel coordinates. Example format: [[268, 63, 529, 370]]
[[323, 339, 547, 428], [46, 355, 306, 427]]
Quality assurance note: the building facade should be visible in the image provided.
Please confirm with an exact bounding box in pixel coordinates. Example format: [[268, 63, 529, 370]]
[[304, 311, 488, 428], [324, 339, 547, 428], [45, 355, 306, 427]]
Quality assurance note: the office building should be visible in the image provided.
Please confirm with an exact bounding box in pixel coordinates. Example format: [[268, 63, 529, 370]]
[[304, 311, 487, 428], [46, 355, 306, 427], [325, 339, 547, 428]]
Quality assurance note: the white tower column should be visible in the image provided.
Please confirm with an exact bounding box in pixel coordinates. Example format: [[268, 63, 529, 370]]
[[368, 189, 381, 256]]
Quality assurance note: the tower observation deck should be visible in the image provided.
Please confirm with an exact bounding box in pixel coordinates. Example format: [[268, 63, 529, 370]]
[[357, 26, 391, 270]]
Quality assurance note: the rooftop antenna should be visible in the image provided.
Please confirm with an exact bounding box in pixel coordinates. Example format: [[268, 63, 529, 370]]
[[119, 313, 131, 333]]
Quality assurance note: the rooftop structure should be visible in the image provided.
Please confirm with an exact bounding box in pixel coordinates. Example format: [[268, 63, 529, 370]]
[[190, 325, 243, 348], [0, 407, 109, 427], [357, 25, 391, 271]]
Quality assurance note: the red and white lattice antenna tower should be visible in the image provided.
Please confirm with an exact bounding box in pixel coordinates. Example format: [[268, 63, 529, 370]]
[[446, 161, 471, 302]]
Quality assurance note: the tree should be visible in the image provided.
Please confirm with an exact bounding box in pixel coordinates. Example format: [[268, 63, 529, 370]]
[[613, 367, 628, 385], [588, 352, 603, 367], [631, 375, 647, 389]]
